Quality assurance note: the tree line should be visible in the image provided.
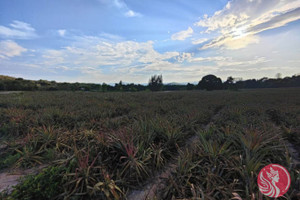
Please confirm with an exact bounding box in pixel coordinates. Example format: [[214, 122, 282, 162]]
[[0, 74, 299, 92]]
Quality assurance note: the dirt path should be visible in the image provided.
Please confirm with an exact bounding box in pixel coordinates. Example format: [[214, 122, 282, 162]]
[[287, 142, 300, 167], [0, 91, 22, 95], [272, 125, 300, 168], [127, 135, 198, 200], [284, 129, 300, 168], [127, 111, 222, 200], [0, 165, 47, 193]]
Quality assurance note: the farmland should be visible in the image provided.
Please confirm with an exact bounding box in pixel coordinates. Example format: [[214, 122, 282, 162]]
[[0, 88, 299, 199]]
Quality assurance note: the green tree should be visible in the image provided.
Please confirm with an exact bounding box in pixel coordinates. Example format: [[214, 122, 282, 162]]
[[115, 81, 123, 91], [0, 81, 4, 90], [102, 83, 108, 92], [186, 83, 194, 90], [224, 76, 238, 90], [148, 75, 163, 91], [198, 74, 223, 91]]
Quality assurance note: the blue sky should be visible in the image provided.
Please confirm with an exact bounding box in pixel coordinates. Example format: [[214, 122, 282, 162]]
[[0, 0, 300, 83]]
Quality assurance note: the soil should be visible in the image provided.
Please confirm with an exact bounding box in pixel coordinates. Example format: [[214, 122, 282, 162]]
[[0, 165, 47, 193], [0, 91, 22, 95]]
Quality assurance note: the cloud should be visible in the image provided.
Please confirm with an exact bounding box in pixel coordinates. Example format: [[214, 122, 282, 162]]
[[192, 38, 208, 45], [38, 36, 181, 76], [171, 27, 194, 41], [202, 34, 260, 50], [10, 21, 35, 32], [125, 10, 142, 17], [176, 53, 193, 62], [189, 56, 227, 63], [195, 0, 300, 49], [57, 29, 66, 37], [214, 56, 268, 67], [223, 35, 259, 49], [111, 0, 142, 17], [0, 20, 37, 39], [113, 0, 125, 8], [16, 34, 215, 83], [188, 55, 268, 67], [0, 33, 273, 82], [0, 40, 27, 59], [248, 7, 300, 34], [196, 12, 249, 34]]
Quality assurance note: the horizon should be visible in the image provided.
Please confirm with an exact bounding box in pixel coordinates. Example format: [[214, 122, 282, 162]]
[[1, 0, 300, 84], [2, 73, 299, 86]]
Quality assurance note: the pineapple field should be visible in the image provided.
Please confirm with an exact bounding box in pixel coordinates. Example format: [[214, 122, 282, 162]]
[[0, 88, 299, 199]]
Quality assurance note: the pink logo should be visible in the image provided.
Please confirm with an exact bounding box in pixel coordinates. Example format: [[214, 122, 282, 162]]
[[257, 164, 291, 198]]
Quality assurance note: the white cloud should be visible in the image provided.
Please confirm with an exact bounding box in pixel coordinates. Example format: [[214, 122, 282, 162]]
[[0, 40, 27, 59], [38, 37, 181, 77], [113, 0, 125, 8], [192, 38, 208, 45], [0, 20, 37, 39], [54, 66, 70, 71], [125, 10, 142, 17], [0, 33, 276, 83], [248, 7, 300, 34], [214, 56, 268, 67], [42, 49, 65, 65], [189, 56, 226, 62], [57, 29, 66, 37], [202, 34, 260, 50], [110, 0, 142, 17], [176, 52, 193, 62], [10, 21, 35, 32], [195, 0, 300, 49], [188, 55, 268, 68], [223, 35, 259, 50], [171, 27, 194, 41], [196, 12, 249, 34]]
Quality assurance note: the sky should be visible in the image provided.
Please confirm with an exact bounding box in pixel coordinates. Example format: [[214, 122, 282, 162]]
[[0, 0, 300, 84]]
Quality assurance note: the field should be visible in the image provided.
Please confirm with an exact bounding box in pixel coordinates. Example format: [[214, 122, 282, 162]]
[[0, 88, 299, 199]]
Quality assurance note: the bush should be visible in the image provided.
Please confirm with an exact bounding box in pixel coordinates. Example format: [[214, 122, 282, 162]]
[[10, 166, 65, 200]]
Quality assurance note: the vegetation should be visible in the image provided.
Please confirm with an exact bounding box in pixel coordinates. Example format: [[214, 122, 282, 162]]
[[1, 74, 300, 92], [148, 74, 163, 91], [0, 88, 299, 199], [197, 74, 223, 91], [10, 166, 65, 200]]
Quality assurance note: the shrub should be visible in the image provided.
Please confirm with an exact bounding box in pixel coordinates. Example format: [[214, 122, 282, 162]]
[[10, 166, 65, 200]]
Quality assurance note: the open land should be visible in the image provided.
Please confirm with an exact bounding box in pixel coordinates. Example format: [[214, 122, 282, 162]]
[[0, 88, 299, 199]]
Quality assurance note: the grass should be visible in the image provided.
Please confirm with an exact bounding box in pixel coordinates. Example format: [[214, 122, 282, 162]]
[[0, 88, 299, 199]]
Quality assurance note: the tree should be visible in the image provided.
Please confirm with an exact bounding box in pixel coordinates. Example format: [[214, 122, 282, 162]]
[[102, 83, 108, 92], [224, 76, 236, 90], [148, 75, 163, 91], [115, 81, 123, 91], [225, 76, 234, 85], [197, 74, 223, 91], [186, 83, 194, 90], [0, 82, 4, 90]]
